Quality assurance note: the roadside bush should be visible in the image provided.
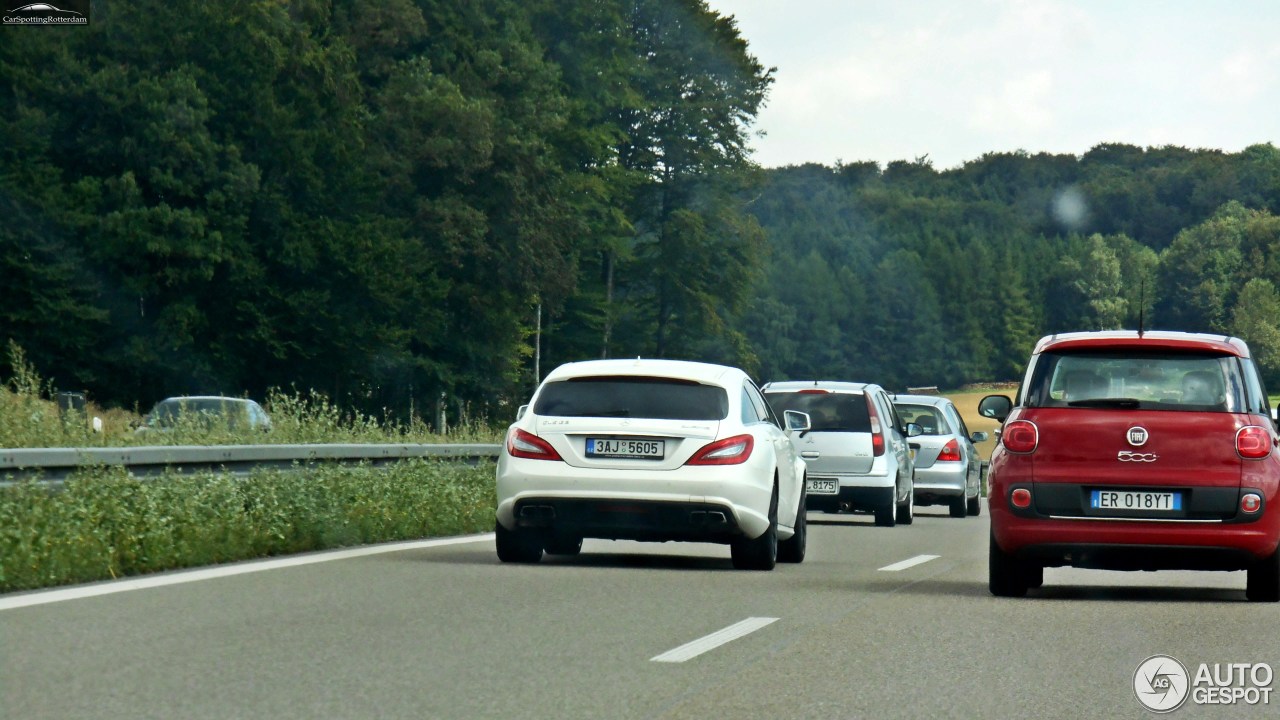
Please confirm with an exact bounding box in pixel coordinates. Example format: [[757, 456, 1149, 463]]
[[0, 343, 503, 448], [0, 460, 496, 593]]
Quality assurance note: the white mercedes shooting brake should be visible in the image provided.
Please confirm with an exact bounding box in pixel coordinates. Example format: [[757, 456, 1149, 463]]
[[496, 358, 811, 570]]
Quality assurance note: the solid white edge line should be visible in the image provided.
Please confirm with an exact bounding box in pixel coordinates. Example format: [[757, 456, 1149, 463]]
[[650, 617, 779, 663], [0, 533, 494, 612], [878, 554, 941, 572]]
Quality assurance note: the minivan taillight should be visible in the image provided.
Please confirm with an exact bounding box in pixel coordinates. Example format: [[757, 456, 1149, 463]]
[[1236, 426, 1272, 460], [686, 434, 754, 465], [507, 428, 562, 461], [1002, 420, 1038, 454], [866, 395, 885, 457], [937, 438, 961, 462]]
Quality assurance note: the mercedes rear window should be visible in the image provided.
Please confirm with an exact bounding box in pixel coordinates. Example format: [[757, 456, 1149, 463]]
[[532, 377, 728, 420], [764, 391, 871, 432], [1024, 351, 1245, 412]]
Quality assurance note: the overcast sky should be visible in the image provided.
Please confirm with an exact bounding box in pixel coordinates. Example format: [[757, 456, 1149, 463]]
[[704, 0, 1280, 170]]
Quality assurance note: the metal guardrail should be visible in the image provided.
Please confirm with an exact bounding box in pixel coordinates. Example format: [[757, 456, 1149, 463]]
[[0, 444, 502, 484]]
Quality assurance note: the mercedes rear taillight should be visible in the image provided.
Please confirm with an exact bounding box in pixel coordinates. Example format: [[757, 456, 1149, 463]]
[[506, 428, 563, 461], [686, 434, 755, 465]]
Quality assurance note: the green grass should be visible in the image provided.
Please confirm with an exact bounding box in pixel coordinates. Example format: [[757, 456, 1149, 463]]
[[0, 460, 497, 593], [0, 345, 504, 594], [0, 342, 504, 448]]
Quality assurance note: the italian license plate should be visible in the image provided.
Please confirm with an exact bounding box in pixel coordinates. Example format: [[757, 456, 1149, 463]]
[[807, 477, 839, 495], [586, 438, 664, 460], [1090, 490, 1182, 511]]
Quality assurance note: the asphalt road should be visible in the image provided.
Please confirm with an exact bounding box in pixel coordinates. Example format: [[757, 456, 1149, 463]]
[[3, 506, 1277, 719]]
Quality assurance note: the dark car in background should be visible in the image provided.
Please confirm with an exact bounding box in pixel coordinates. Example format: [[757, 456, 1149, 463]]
[[981, 331, 1280, 601]]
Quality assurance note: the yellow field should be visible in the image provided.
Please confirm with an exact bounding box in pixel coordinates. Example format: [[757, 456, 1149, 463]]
[[937, 388, 1015, 461]]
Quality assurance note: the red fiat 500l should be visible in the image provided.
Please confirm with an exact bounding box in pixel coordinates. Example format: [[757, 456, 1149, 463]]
[[980, 331, 1280, 602]]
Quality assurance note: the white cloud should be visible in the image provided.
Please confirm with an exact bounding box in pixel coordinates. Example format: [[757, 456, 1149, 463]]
[[712, 0, 1280, 169]]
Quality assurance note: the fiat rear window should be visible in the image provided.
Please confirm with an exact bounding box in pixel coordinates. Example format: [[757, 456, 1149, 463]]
[[1024, 351, 1245, 412], [532, 376, 728, 420]]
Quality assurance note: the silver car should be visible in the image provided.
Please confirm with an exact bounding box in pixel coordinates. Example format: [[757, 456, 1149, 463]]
[[763, 381, 918, 527], [892, 394, 988, 518]]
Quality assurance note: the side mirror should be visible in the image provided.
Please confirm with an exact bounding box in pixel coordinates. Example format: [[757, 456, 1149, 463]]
[[978, 395, 1014, 423], [783, 409, 811, 433], [515, 404, 529, 421], [971, 431, 990, 443], [905, 422, 922, 438]]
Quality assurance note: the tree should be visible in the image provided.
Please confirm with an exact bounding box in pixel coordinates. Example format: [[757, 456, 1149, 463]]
[[1156, 202, 1248, 332], [1230, 278, 1280, 389]]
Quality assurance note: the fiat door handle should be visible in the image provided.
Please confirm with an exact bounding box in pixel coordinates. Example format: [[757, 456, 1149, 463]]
[[801, 451, 820, 458]]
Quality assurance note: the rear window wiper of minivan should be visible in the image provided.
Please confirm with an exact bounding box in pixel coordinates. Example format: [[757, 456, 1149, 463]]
[[1067, 398, 1141, 409]]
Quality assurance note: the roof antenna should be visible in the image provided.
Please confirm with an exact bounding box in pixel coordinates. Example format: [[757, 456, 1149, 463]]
[[1137, 279, 1146, 338]]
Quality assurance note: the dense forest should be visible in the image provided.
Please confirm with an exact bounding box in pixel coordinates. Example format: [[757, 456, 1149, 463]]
[[4, 0, 1280, 421]]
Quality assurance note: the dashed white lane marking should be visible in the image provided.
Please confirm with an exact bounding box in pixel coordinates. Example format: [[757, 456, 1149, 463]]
[[0, 533, 494, 612], [878, 554, 940, 572], [650, 617, 780, 663]]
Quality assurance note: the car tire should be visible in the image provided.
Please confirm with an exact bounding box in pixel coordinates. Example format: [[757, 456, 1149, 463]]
[[1246, 548, 1280, 602], [874, 495, 896, 527], [543, 534, 583, 556], [732, 487, 778, 571], [1024, 563, 1044, 589], [896, 482, 914, 525], [967, 494, 982, 516], [949, 496, 967, 518], [989, 531, 1029, 597], [778, 488, 806, 564], [495, 521, 543, 564]]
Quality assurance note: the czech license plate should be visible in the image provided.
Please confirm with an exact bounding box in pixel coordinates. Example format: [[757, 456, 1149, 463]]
[[807, 477, 839, 495], [586, 438, 664, 460], [1090, 490, 1182, 511]]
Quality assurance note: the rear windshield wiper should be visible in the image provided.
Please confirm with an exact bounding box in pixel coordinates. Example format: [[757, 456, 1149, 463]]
[[588, 409, 632, 417], [1067, 398, 1141, 409]]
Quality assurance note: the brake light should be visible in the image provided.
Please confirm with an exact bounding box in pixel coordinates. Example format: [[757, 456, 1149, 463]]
[[1011, 488, 1032, 509], [866, 395, 885, 457], [937, 438, 961, 462], [686, 434, 754, 465], [1241, 493, 1262, 514], [1236, 426, 1272, 460], [1002, 420, 1038, 454], [506, 428, 562, 461]]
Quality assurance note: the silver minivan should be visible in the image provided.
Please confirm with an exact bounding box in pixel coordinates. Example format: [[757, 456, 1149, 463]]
[[763, 381, 919, 527]]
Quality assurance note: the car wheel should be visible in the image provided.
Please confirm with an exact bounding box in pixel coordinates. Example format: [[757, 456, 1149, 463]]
[[967, 494, 982, 516], [1024, 563, 1044, 589], [989, 530, 1028, 597], [495, 520, 543, 564], [778, 488, 806, 564], [1246, 548, 1280, 602], [543, 533, 583, 556], [874, 493, 896, 527], [732, 487, 778, 571], [949, 495, 967, 518], [896, 482, 914, 525]]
